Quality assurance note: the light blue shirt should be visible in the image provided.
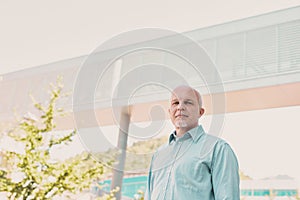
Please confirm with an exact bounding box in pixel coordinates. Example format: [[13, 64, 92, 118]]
[[146, 125, 240, 200]]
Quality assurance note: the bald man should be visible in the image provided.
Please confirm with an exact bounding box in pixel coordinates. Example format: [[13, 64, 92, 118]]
[[146, 85, 240, 200]]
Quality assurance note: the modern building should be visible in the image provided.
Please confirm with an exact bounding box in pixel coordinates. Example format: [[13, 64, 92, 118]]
[[241, 175, 299, 199], [1, 6, 299, 126], [1, 5, 300, 200]]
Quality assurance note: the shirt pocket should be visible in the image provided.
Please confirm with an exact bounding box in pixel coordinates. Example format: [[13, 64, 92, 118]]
[[174, 156, 212, 192]]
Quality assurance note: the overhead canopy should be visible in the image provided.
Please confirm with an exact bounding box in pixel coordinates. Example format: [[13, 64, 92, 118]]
[[0, 6, 300, 130]]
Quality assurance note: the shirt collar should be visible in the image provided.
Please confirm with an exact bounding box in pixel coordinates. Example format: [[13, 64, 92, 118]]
[[168, 125, 205, 144], [169, 132, 176, 144]]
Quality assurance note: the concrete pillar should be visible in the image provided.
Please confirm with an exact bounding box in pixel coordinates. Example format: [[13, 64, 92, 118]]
[[111, 111, 130, 200]]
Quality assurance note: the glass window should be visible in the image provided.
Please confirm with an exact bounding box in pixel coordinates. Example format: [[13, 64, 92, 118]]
[[253, 189, 270, 196], [273, 189, 297, 196]]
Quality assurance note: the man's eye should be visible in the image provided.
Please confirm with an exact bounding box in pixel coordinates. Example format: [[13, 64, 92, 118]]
[[172, 102, 179, 105]]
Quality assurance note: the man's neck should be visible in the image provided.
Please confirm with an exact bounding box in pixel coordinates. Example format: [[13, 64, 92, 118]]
[[175, 126, 196, 137], [175, 129, 185, 138]]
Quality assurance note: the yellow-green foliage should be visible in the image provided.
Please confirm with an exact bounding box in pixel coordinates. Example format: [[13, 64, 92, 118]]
[[0, 78, 112, 199]]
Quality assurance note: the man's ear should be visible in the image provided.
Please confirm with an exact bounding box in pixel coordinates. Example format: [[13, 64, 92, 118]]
[[199, 108, 205, 117]]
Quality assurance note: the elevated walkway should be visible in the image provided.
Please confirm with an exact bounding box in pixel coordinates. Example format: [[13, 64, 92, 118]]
[[0, 6, 299, 129]]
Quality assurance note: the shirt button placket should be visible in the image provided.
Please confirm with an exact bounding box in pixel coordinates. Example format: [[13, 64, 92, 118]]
[[163, 140, 183, 200]]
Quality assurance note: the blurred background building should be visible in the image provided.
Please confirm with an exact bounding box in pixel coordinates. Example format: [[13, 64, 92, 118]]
[[1, 5, 300, 200]]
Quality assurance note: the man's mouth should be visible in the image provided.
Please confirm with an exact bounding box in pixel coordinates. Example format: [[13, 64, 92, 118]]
[[176, 114, 188, 118]]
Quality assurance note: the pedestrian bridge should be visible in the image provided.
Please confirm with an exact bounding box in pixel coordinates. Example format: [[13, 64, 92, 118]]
[[0, 6, 299, 129]]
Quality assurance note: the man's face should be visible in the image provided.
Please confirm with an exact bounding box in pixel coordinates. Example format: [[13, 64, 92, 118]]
[[169, 86, 204, 131]]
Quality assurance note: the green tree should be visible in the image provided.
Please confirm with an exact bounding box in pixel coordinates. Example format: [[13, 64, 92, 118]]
[[0, 79, 113, 199]]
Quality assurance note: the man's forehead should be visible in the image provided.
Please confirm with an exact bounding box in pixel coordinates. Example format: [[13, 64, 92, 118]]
[[171, 89, 198, 100]]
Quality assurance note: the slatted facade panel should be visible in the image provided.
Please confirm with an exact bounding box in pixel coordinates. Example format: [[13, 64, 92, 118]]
[[200, 39, 216, 62], [215, 33, 244, 80], [278, 20, 300, 71], [245, 26, 277, 77], [198, 19, 300, 82], [121, 50, 168, 97]]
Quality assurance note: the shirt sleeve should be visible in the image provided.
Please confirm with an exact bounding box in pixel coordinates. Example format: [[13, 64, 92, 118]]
[[145, 155, 154, 200], [211, 141, 240, 200]]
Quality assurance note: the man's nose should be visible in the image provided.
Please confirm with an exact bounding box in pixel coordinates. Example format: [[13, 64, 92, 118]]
[[177, 102, 185, 110]]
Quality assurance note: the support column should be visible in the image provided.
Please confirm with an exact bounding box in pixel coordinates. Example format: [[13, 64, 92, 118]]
[[111, 111, 130, 200]]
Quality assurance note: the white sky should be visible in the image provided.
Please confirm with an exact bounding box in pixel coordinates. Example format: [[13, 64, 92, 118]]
[[0, 0, 300, 185], [1, 0, 300, 74]]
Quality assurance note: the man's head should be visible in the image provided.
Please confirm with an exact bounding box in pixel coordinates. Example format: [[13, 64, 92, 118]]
[[168, 85, 205, 135]]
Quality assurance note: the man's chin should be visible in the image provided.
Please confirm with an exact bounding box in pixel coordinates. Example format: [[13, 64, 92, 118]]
[[175, 121, 188, 128]]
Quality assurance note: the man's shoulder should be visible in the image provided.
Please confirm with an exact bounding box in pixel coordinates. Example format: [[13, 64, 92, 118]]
[[197, 132, 234, 156], [203, 133, 227, 144], [199, 132, 227, 145], [155, 142, 169, 152]]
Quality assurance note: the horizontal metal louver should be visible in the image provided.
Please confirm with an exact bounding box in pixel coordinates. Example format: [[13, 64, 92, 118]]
[[215, 33, 245, 81], [278, 20, 300, 71], [245, 26, 277, 77]]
